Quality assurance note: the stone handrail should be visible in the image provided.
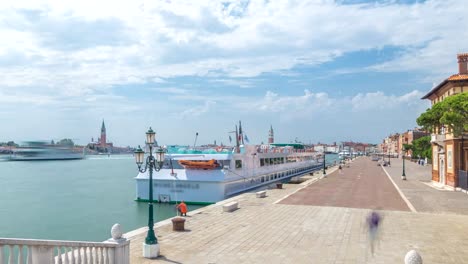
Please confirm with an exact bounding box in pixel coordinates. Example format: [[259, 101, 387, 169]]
[[0, 224, 129, 264]]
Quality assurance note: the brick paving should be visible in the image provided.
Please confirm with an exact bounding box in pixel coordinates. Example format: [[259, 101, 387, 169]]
[[126, 157, 468, 263], [279, 158, 409, 211]]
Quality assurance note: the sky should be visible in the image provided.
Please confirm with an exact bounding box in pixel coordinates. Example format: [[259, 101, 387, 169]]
[[0, 0, 466, 147]]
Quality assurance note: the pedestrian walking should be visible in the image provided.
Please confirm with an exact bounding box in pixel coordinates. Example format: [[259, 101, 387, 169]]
[[338, 164, 343, 174], [366, 210, 382, 256]]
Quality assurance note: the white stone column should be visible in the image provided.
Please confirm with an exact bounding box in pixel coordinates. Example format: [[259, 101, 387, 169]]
[[107, 224, 131, 264]]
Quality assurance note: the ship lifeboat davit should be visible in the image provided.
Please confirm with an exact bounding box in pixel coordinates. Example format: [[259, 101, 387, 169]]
[[178, 159, 220, 170]]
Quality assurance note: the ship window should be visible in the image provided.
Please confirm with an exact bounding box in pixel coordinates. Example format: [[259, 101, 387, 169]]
[[265, 159, 270, 166], [235, 160, 242, 169], [260, 158, 265, 166], [281, 158, 285, 164], [261, 177, 264, 183]]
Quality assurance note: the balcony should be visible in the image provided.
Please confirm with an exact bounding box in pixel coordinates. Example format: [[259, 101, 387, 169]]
[[431, 134, 446, 144]]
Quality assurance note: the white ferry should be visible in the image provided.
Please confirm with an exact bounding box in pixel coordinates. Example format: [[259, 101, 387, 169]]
[[135, 143, 323, 204], [7, 141, 85, 161]]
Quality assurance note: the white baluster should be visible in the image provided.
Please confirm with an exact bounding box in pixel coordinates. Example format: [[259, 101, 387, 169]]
[[75, 248, 81, 264], [18, 245, 24, 264], [91, 248, 96, 264], [56, 247, 62, 264], [107, 248, 114, 264], [26, 246, 32, 264], [8, 245, 13, 264], [98, 248, 103, 264], [0, 245, 4, 264], [69, 247, 76, 264], [63, 248, 69, 264], [100, 248, 105, 264], [82, 248, 88, 264]]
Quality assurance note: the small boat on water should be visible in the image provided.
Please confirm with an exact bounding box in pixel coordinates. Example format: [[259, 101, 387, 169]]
[[134, 123, 324, 204]]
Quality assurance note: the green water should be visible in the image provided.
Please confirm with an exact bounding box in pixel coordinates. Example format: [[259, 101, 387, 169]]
[[0, 155, 203, 242]]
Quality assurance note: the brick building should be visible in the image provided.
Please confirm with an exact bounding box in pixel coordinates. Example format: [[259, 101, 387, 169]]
[[421, 53, 468, 189], [398, 128, 429, 157]]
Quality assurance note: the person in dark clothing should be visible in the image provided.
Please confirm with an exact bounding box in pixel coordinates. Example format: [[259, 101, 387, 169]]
[[367, 210, 382, 256]]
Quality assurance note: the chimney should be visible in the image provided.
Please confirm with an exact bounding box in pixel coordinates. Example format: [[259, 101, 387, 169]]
[[457, 53, 468, 74]]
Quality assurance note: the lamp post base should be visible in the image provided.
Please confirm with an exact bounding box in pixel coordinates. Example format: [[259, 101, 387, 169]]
[[143, 243, 160, 259], [401, 175, 407, 180]]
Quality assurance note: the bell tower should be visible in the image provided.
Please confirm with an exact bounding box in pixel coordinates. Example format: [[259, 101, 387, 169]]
[[100, 120, 106, 147], [268, 125, 274, 144], [458, 53, 468, 74]]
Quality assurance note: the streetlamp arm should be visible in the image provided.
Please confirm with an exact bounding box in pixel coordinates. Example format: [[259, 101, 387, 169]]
[[137, 156, 151, 173]]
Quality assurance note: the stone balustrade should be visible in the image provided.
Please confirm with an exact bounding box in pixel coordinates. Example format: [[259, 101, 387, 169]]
[[0, 224, 129, 264]]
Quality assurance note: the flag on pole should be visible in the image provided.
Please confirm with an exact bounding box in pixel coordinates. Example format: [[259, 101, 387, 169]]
[[229, 135, 232, 143], [244, 134, 249, 143]]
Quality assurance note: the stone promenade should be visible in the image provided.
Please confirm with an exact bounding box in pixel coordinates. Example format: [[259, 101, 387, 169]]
[[126, 157, 468, 263]]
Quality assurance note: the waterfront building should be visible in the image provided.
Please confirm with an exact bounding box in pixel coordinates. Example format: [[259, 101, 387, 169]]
[[398, 128, 429, 158], [380, 135, 399, 157], [421, 53, 468, 189]]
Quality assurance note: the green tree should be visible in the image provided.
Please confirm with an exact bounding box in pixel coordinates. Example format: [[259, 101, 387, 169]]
[[439, 93, 468, 137], [57, 138, 75, 147], [417, 93, 468, 136], [417, 102, 445, 133], [412, 136, 432, 160]]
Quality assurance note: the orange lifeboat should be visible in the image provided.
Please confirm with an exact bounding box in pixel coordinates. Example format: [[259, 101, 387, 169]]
[[178, 159, 220, 170]]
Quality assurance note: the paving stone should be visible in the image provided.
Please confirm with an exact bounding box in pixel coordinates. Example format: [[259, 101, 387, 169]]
[[127, 158, 468, 263]]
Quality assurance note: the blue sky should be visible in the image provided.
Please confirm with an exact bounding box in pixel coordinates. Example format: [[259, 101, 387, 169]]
[[0, 0, 466, 147]]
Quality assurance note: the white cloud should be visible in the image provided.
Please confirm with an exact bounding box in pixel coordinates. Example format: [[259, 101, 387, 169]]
[[1, 0, 466, 95], [0, 0, 458, 145]]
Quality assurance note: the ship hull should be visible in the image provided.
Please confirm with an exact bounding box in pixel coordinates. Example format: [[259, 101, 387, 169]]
[[135, 145, 323, 204]]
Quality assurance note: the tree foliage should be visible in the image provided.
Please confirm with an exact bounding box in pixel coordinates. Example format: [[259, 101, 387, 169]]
[[413, 136, 432, 159], [417, 93, 468, 136], [57, 138, 75, 146]]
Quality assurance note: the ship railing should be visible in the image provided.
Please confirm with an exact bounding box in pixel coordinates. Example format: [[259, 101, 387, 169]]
[[256, 148, 315, 154], [0, 224, 129, 264]]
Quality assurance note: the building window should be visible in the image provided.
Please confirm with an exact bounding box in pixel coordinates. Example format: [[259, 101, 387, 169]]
[[448, 150, 453, 169], [235, 160, 242, 169]]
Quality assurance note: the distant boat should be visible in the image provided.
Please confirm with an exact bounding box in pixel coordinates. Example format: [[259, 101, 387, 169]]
[[7, 141, 85, 161], [338, 151, 350, 159]]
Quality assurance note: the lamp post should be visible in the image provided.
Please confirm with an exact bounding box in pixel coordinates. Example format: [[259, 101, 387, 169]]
[[322, 152, 326, 177], [402, 148, 407, 180], [134, 127, 166, 258], [387, 149, 391, 166]]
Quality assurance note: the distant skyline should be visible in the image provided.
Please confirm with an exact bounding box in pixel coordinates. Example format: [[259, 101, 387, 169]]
[[1, 0, 466, 147]]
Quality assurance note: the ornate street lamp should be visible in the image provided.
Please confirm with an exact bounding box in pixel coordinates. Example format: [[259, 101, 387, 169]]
[[134, 127, 166, 258], [402, 147, 407, 180]]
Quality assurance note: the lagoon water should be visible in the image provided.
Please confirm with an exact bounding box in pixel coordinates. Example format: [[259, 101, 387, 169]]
[[0, 153, 339, 242], [0, 155, 204, 242]]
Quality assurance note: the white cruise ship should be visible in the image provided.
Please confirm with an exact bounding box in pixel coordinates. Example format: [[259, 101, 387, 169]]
[[135, 143, 323, 204]]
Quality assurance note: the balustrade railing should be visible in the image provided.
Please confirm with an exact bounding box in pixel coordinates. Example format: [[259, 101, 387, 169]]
[[430, 134, 446, 143], [0, 224, 129, 264]]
